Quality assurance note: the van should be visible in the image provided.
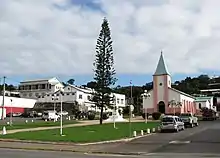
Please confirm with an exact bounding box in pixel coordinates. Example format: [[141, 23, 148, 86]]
[[42, 110, 60, 121]]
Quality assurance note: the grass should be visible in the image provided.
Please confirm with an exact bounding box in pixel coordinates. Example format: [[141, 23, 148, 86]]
[[0, 122, 159, 143], [0, 120, 78, 130]]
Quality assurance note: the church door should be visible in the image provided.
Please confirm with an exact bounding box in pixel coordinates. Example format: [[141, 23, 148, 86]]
[[158, 101, 165, 113]]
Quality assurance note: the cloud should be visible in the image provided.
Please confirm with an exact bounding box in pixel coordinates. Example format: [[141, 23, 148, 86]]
[[1, 0, 220, 77]]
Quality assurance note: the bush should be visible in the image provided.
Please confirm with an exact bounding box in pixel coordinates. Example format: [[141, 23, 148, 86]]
[[103, 112, 109, 120], [141, 113, 149, 119], [88, 112, 95, 120], [152, 112, 161, 120]]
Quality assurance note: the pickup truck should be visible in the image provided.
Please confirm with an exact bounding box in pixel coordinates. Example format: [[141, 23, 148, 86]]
[[179, 113, 199, 128]]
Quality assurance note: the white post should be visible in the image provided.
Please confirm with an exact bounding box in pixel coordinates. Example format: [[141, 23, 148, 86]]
[[113, 95, 116, 129], [10, 99, 12, 126], [145, 108, 147, 123], [60, 93, 63, 136]]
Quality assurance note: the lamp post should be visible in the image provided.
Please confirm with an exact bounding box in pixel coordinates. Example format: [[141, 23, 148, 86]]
[[169, 99, 182, 115], [10, 99, 13, 126], [60, 91, 64, 136], [52, 96, 59, 122], [142, 90, 151, 123], [112, 94, 116, 129]]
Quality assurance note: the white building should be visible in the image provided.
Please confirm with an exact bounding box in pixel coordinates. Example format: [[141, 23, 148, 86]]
[[37, 84, 126, 112], [18, 77, 64, 99], [143, 52, 197, 114], [195, 96, 216, 112]]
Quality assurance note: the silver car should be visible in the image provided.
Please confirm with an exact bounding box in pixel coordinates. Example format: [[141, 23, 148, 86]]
[[160, 115, 185, 132]]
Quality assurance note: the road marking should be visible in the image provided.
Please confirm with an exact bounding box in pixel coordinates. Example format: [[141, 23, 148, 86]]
[[169, 140, 191, 144]]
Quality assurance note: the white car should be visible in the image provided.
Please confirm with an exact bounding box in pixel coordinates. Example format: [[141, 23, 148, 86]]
[[57, 111, 69, 116], [42, 110, 60, 121], [160, 115, 185, 132]]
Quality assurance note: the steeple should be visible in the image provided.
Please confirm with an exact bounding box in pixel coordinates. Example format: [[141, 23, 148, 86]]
[[153, 51, 170, 76]]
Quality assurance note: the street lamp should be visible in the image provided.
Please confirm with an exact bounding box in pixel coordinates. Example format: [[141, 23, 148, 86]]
[[169, 98, 182, 115], [112, 94, 116, 129], [142, 90, 151, 123], [60, 91, 64, 136], [52, 96, 59, 122], [10, 99, 13, 126]]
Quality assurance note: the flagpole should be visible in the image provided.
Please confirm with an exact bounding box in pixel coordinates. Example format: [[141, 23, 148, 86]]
[[129, 80, 132, 137]]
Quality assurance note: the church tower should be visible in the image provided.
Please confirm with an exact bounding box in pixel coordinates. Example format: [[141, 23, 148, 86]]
[[153, 52, 171, 113]]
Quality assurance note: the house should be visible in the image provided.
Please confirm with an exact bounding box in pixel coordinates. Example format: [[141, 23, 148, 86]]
[[37, 84, 126, 112], [195, 96, 216, 112], [18, 77, 64, 99], [142, 52, 196, 114], [0, 95, 36, 117]]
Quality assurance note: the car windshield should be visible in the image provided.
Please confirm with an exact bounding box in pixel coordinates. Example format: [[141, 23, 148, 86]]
[[180, 113, 191, 117], [162, 117, 174, 122]]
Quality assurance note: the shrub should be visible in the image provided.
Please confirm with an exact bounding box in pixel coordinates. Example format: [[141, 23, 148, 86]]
[[152, 112, 161, 120], [88, 112, 95, 120], [103, 112, 109, 120], [141, 113, 149, 119]]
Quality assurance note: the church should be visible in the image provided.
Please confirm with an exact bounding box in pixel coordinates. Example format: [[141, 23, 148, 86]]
[[142, 52, 196, 114]]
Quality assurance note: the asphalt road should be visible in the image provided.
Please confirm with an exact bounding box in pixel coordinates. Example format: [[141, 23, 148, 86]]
[[100, 120, 220, 157], [1, 120, 220, 158]]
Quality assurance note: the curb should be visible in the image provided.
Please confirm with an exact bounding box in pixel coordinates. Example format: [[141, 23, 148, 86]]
[[0, 146, 145, 156]]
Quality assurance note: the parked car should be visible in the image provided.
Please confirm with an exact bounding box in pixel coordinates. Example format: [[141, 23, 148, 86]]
[[42, 110, 60, 121], [179, 113, 198, 127], [57, 111, 69, 116], [160, 115, 185, 132]]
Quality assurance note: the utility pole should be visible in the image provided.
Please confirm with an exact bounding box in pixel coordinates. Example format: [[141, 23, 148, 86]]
[[2, 76, 6, 120]]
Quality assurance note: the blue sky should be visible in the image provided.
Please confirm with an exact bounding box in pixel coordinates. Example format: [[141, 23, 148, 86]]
[[1, 0, 220, 87]]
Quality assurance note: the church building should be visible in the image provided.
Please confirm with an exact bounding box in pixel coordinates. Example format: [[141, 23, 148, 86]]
[[142, 52, 196, 114]]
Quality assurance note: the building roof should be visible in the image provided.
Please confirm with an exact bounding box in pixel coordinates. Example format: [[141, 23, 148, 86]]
[[153, 51, 170, 76], [195, 96, 213, 102], [169, 87, 195, 99]]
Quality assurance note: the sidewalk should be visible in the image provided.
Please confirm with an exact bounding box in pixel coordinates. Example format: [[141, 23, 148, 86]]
[[5, 118, 156, 134]]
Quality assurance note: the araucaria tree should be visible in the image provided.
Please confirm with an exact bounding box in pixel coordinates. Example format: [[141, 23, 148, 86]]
[[93, 18, 117, 125]]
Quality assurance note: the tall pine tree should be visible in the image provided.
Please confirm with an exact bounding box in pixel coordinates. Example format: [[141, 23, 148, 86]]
[[93, 18, 116, 124]]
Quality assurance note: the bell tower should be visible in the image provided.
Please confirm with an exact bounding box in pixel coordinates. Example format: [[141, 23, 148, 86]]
[[153, 51, 171, 113]]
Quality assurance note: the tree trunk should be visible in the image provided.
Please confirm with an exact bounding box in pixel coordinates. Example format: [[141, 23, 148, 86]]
[[100, 106, 103, 124]]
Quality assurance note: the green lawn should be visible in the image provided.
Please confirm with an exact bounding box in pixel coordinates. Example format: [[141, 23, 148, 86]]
[[0, 122, 159, 143], [0, 120, 78, 130]]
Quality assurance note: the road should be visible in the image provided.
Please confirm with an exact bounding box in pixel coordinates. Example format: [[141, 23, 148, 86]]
[[1, 120, 220, 157]]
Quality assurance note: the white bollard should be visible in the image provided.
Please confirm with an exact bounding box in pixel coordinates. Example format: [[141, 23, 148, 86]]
[[45, 119, 47, 122], [68, 116, 71, 120], [157, 126, 160, 131], [2, 126, 7, 135], [152, 128, 156, 133], [31, 120, 34, 123], [133, 131, 137, 137], [140, 130, 144, 136], [6, 122, 10, 125], [147, 128, 150, 134], [25, 120, 28, 123]]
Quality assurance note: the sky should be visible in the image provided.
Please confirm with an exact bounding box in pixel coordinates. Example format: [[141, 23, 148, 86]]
[[1, 0, 220, 86]]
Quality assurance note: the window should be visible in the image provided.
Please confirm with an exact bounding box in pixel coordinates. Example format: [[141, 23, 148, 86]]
[[121, 99, 124, 104], [199, 103, 202, 109], [72, 92, 75, 95], [79, 94, 82, 99], [87, 96, 91, 100], [67, 93, 69, 95], [117, 98, 120, 104], [68, 88, 70, 90], [159, 83, 162, 86], [29, 93, 32, 97]]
